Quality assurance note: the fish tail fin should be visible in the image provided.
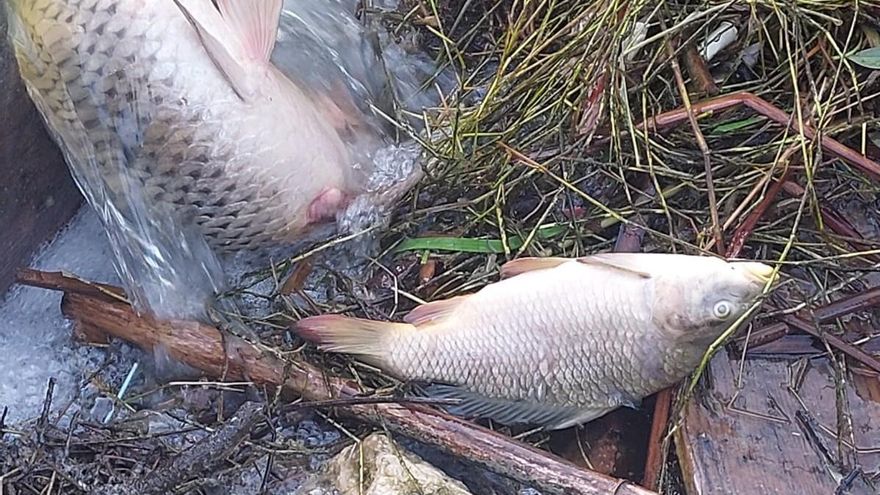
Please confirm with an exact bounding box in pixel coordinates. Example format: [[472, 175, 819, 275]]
[[294, 315, 409, 367]]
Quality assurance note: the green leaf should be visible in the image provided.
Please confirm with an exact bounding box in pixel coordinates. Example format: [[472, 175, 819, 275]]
[[394, 224, 569, 254], [848, 47, 880, 70], [395, 237, 516, 254], [709, 116, 766, 135]]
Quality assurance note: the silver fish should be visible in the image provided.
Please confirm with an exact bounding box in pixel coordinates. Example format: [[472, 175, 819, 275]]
[[295, 253, 776, 430], [5, 0, 380, 253]]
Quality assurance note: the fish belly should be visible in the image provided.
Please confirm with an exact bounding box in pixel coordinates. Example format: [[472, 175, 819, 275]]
[[8, 0, 351, 253]]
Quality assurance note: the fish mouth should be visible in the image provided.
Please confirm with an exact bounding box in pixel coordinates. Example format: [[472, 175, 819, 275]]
[[734, 261, 777, 285]]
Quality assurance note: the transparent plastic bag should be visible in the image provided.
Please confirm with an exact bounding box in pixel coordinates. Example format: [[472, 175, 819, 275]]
[[6, 0, 450, 321]]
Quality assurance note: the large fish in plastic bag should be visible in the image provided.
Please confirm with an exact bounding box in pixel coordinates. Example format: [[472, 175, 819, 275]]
[[5, 0, 438, 319]]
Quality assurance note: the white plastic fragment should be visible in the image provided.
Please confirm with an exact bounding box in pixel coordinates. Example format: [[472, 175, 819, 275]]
[[622, 20, 649, 62], [700, 21, 738, 62]]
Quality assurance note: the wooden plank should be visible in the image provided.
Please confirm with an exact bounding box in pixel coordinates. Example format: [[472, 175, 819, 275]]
[[0, 8, 83, 294], [676, 351, 880, 494]]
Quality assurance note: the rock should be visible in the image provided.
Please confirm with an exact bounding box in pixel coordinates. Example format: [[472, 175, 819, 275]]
[[295, 433, 473, 495]]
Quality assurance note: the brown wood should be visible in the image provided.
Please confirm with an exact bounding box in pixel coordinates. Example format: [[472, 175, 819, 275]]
[[640, 388, 671, 489], [22, 270, 657, 495], [679, 284, 880, 494], [676, 352, 880, 495], [0, 9, 82, 296], [16, 269, 127, 300], [732, 288, 880, 367]]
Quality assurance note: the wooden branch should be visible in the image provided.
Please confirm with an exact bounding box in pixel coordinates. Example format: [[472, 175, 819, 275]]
[[726, 172, 791, 259], [18, 270, 657, 495], [16, 269, 127, 301], [774, 312, 880, 373]]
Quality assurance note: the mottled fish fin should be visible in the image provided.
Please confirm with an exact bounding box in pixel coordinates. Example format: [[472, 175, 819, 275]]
[[576, 253, 653, 279], [215, 0, 282, 63], [403, 295, 468, 326], [499, 257, 572, 278], [423, 384, 610, 430], [294, 315, 410, 367]]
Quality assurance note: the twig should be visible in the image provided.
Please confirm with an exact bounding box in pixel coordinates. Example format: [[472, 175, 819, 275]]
[[624, 91, 880, 182], [726, 170, 793, 258], [96, 402, 265, 495], [664, 37, 724, 254], [737, 287, 880, 351], [38, 378, 56, 437], [775, 313, 880, 373]]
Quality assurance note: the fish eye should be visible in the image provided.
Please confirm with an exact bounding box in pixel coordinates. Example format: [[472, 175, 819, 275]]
[[713, 300, 732, 319]]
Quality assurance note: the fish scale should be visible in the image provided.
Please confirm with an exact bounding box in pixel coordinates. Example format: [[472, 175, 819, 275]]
[[7, 0, 365, 254]]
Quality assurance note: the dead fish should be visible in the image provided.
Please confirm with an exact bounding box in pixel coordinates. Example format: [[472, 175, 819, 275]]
[[5, 0, 378, 253], [295, 253, 775, 430]]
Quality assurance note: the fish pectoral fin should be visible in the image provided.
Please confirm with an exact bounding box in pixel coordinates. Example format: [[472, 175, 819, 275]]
[[609, 388, 643, 410], [422, 384, 609, 430], [576, 253, 653, 279], [215, 0, 282, 63], [498, 257, 572, 278], [173, 0, 282, 101], [403, 295, 468, 326]]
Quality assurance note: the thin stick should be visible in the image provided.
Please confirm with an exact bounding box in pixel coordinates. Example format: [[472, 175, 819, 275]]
[[615, 91, 880, 182], [665, 38, 725, 254]]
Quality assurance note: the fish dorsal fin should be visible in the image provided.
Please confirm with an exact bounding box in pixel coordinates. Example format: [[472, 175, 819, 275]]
[[423, 384, 612, 430], [499, 257, 571, 278], [576, 253, 653, 279], [173, 0, 282, 101], [404, 295, 468, 327]]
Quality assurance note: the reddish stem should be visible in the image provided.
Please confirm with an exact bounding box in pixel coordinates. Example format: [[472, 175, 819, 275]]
[[640, 389, 671, 489], [726, 170, 792, 258], [639, 91, 880, 182]]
